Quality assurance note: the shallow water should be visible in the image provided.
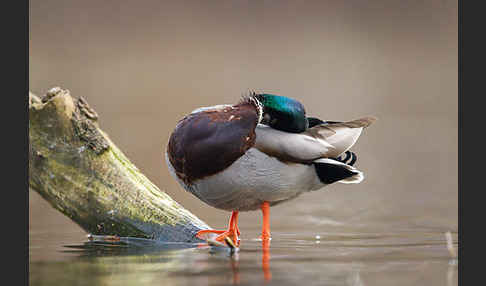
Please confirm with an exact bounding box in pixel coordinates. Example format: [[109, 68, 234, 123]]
[[30, 215, 457, 286]]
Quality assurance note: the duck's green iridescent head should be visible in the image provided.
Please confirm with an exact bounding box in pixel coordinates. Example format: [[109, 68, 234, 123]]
[[255, 93, 308, 133]]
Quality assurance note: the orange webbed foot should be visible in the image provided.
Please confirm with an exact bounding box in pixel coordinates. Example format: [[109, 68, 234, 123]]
[[195, 211, 241, 247], [195, 229, 225, 239], [196, 229, 240, 247]]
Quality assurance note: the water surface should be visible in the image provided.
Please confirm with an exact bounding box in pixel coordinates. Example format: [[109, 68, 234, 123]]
[[30, 213, 457, 286]]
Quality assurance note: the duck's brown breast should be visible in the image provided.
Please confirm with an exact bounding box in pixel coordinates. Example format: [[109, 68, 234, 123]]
[[167, 103, 258, 184]]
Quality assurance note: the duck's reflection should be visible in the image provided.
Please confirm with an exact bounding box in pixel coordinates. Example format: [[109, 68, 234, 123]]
[[262, 239, 272, 282], [80, 236, 272, 285], [229, 252, 240, 284], [228, 239, 272, 284]]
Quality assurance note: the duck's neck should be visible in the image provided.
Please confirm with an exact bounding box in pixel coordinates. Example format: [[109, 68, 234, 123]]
[[237, 93, 263, 124]]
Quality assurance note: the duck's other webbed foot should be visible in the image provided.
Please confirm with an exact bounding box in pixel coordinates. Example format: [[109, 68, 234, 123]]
[[195, 211, 241, 247]]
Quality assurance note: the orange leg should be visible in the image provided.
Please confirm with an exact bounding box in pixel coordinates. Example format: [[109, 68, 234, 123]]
[[196, 211, 240, 247], [234, 211, 241, 236], [260, 201, 271, 240]]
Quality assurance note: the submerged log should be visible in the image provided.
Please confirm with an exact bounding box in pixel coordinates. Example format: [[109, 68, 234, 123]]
[[29, 87, 210, 242]]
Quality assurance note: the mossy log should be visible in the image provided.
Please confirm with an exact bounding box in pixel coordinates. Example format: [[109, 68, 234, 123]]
[[29, 87, 210, 242]]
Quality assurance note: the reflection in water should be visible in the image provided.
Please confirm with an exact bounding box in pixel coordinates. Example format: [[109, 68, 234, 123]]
[[228, 239, 272, 284], [206, 238, 272, 284], [30, 232, 458, 286], [229, 252, 240, 284], [262, 239, 272, 282], [62, 235, 276, 285]]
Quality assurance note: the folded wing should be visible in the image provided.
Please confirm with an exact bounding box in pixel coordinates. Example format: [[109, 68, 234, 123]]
[[254, 116, 376, 163]]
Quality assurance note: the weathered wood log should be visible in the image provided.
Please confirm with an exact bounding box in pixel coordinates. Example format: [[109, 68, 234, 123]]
[[29, 87, 210, 242]]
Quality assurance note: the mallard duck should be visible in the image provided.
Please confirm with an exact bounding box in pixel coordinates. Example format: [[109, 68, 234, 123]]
[[165, 93, 376, 246]]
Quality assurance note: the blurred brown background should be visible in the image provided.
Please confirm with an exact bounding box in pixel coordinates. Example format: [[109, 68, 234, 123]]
[[30, 0, 457, 243]]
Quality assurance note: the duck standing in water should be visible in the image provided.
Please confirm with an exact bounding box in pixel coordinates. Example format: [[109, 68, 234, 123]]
[[166, 93, 375, 247]]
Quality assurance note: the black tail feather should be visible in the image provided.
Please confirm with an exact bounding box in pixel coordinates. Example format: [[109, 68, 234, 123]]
[[314, 160, 359, 184], [349, 152, 357, 166], [334, 151, 357, 166]]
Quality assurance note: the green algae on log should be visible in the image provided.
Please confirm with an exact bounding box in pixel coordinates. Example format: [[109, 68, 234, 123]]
[[29, 87, 210, 242]]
